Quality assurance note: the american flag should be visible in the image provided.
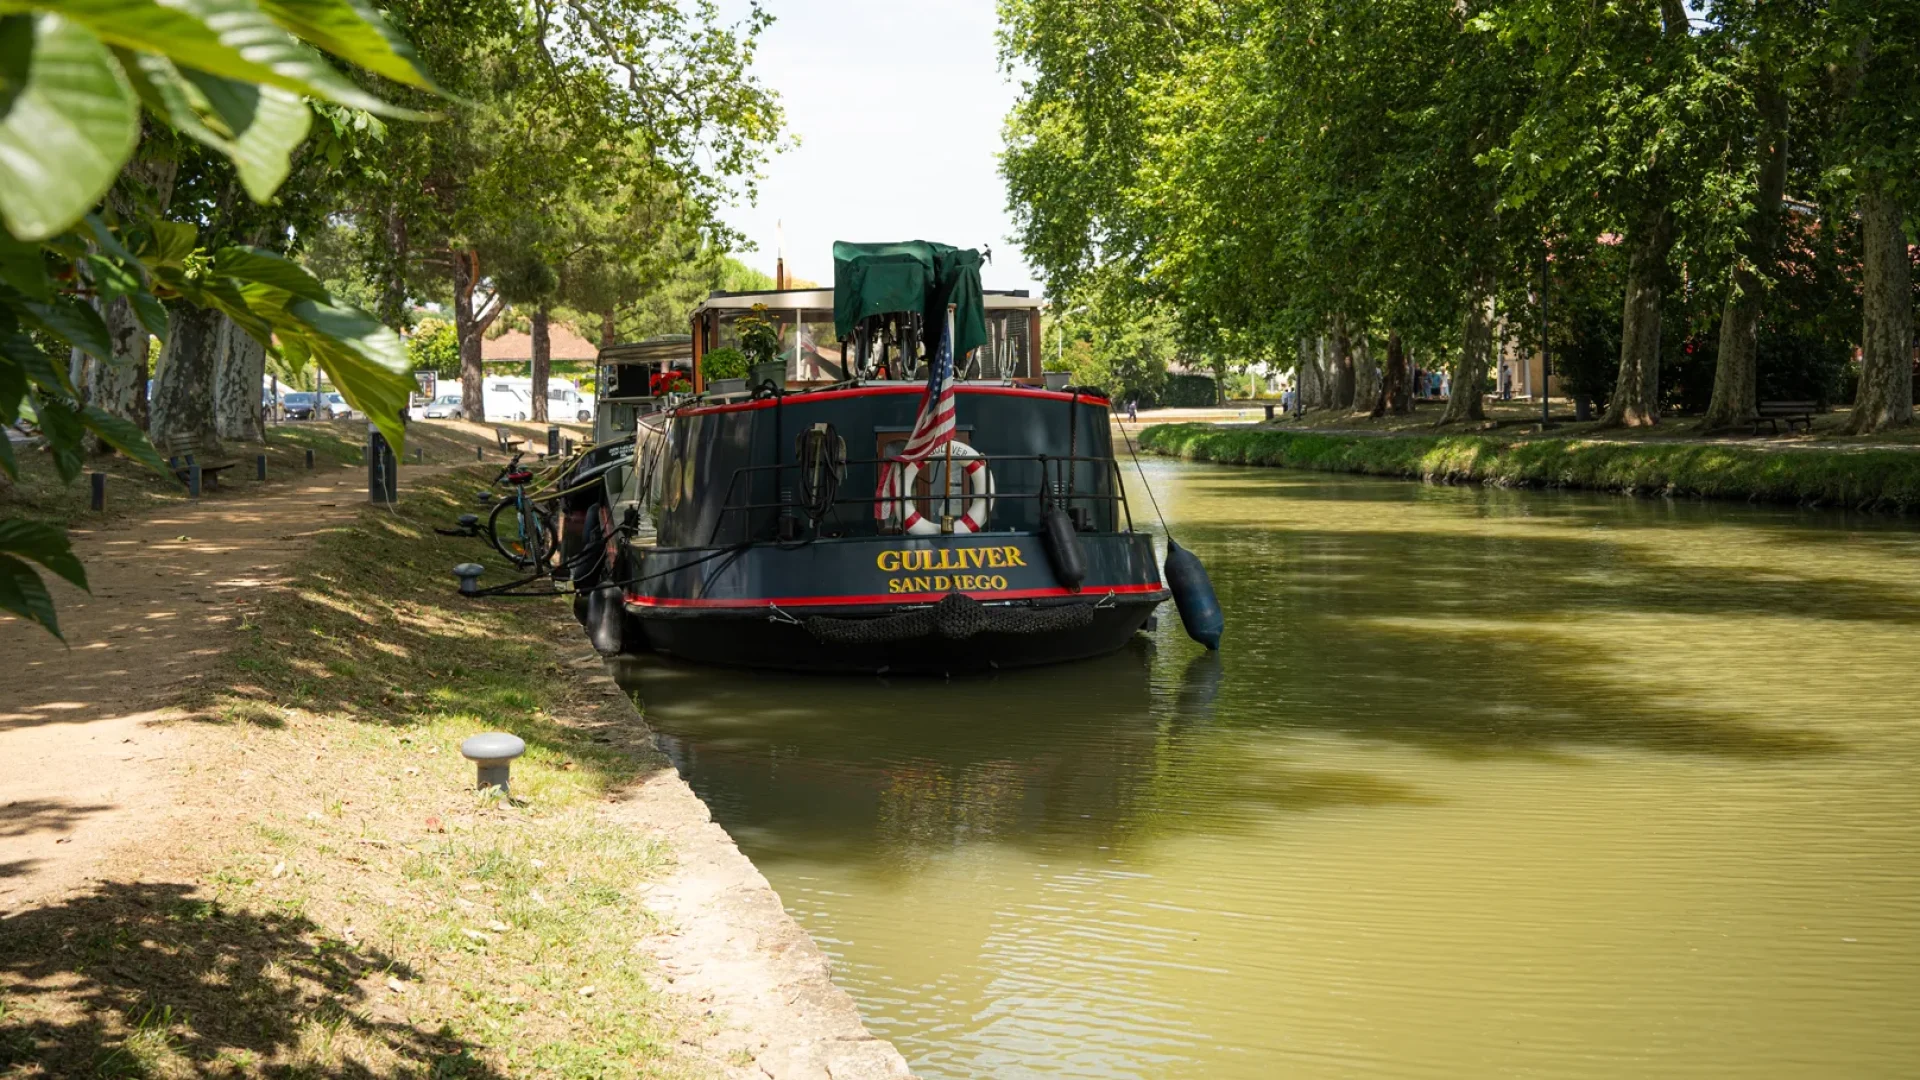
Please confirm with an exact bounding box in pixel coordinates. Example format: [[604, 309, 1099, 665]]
[[875, 310, 958, 524]]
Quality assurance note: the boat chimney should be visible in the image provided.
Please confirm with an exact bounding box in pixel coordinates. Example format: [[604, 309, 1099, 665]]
[[775, 219, 786, 290]]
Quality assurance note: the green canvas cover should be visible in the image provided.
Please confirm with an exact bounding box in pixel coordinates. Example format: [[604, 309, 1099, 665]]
[[832, 240, 987, 359]]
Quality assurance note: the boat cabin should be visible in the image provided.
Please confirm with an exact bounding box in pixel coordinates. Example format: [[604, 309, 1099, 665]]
[[688, 287, 1044, 391]]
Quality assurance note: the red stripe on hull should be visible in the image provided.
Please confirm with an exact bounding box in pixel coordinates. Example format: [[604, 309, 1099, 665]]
[[625, 581, 1165, 610], [673, 383, 1111, 417]]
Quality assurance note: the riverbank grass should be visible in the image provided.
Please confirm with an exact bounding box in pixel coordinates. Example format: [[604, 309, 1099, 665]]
[[0, 470, 710, 1078], [1138, 423, 1920, 511]]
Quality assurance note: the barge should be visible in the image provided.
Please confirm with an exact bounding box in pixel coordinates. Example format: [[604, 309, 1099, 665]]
[[563, 241, 1171, 674]]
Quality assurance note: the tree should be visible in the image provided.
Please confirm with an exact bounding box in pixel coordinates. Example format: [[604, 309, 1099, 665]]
[[359, 0, 783, 422], [1, 0, 432, 637]]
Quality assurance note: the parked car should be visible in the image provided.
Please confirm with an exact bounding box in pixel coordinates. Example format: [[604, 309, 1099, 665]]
[[320, 392, 358, 420], [421, 393, 466, 420], [282, 391, 318, 420]]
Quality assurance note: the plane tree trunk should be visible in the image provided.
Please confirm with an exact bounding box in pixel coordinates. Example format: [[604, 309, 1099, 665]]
[[213, 317, 267, 443], [1372, 330, 1412, 416], [1351, 332, 1380, 414], [1703, 79, 1790, 432], [1295, 336, 1322, 411], [148, 305, 224, 458], [1330, 317, 1355, 410], [1442, 271, 1496, 424], [1848, 181, 1914, 433], [1601, 206, 1674, 428]]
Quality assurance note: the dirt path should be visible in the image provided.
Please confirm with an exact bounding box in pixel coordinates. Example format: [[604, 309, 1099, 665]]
[[0, 464, 395, 911]]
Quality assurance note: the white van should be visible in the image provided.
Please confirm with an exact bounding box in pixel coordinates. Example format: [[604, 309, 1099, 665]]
[[483, 379, 532, 421], [545, 379, 594, 423]]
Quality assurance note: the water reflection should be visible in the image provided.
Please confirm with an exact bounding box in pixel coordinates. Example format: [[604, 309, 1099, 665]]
[[617, 462, 1920, 1079], [615, 642, 1419, 872]]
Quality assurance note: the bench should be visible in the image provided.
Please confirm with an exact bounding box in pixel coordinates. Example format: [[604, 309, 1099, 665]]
[[495, 427, 528, 454], [1754, 400, 1815, 435], [165, 437, 237, 491]]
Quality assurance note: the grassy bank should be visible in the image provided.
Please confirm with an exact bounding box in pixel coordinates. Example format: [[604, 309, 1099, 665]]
[[0, 470, 714, 1078], [1138, 423, 1920, 511]]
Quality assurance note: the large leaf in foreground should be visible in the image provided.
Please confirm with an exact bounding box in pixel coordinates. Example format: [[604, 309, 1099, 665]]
[[28, 0, 423, 118], [0, 14, 138, 241], [287, 296, 411, 454], [255, 0, 438, 92], [0, 519, 88, 641]]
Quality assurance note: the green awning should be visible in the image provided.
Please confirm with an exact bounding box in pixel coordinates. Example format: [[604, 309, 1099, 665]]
[[832, 240, 987, 359]]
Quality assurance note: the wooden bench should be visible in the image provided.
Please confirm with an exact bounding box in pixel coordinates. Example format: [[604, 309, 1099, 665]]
[[496, 427, 528, 454], [1753, 400, 1815, 435], [166, 437, 237, 491]]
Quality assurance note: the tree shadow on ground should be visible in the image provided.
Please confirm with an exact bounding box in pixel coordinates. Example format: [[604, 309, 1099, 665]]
[[0, 799, 114, 839], [0, 880, 502, 1078]]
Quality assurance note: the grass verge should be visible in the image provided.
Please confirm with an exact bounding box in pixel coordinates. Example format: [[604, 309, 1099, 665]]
[[0, 419, 506, 528], [1138, 422, 1920, 512], [0, 469, 710, 1079]]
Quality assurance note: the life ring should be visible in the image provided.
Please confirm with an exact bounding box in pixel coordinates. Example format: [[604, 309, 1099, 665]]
[[884, 443, 995, 534]]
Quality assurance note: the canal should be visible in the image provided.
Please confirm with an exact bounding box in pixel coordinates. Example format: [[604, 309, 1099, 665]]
[[613, 458, 1920, 1079]]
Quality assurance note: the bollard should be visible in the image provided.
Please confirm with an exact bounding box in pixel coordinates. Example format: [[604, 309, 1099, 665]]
[[187, 462, 202, 498], [546, 426, 560, 457], [414, 447, 423, 463], [453, 562, 485, 595], [89, 471, 105, 511], [1264, 403, 1275, 421], [563, 436, 574, 455], [476, 444, 484, 461], [459, 732, 526, 793], [256, 454, 267, 481], [366, 425, 397, 504], [304, 448, 314, 469]]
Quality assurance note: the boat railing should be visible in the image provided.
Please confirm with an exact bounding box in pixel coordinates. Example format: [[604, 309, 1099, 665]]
[[703, 454, 1136, 545]]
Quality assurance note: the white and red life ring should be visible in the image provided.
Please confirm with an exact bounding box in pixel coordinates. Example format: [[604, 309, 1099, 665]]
[[884, 443, 995, 535]]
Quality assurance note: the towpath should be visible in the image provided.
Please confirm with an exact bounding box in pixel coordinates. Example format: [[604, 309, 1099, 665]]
[[0, 464, 385, 910]]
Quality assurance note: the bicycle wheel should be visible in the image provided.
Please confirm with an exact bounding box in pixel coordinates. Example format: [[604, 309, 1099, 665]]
[[486, 497, 547, 569]]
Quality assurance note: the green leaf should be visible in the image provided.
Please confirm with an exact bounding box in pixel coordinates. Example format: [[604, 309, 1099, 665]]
[[0, 336, 26, 424], [182, 73, 310, 200], [0, 13, 139, 241], [0, 518, 87, 591], [0, 551, 63, 640], [30, 393, 84, 482], [80, 403, 172, 480], [0, 229, 54, 300], [40, 0, 427, 118], [286, 296, 409, 454], [86, 251, 143, 302], [214, 245, 328, 300], [19, 294, 112, 363], [120, 50, 313, 201], [130, 290, 168, 341], [133, 218, 199, 267], [0, 307, 73, 392], [254, 0, 437, 92]]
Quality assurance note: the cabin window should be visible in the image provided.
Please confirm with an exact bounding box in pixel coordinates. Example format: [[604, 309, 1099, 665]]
[[793, 310, 844, 382]]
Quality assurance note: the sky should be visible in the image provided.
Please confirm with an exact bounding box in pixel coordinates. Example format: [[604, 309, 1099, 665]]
[[713, 0, 1043, 297]]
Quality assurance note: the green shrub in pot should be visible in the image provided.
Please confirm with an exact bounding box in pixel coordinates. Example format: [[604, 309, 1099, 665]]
[[703, 347, 749, 381]]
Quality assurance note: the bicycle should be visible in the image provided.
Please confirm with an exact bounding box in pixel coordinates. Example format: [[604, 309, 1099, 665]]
[[484, 453, 560, 574]]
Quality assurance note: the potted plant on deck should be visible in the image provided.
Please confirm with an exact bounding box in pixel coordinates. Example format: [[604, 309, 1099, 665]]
[[737, 304, 785, 392]]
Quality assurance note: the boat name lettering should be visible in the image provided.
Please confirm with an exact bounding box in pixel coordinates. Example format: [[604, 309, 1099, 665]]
[[887, 575, 1010, 594], [875, 546, 1028, 573]]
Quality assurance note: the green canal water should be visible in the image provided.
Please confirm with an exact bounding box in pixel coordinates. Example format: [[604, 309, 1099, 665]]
[[613, 459, 1920, 1079]]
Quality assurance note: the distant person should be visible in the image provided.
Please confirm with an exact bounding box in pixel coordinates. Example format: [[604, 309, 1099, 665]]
[[1126, 399, 1139, 422], [1499, 365, 1512, 401]]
